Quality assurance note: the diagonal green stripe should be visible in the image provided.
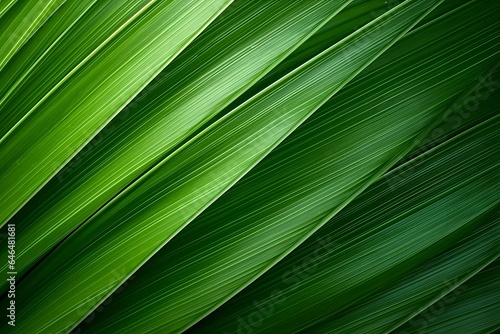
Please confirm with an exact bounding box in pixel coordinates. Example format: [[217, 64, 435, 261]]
[[0, 0, 234, 225], [4, 1, 442, 332], [0, 0, 65, 71], [1, 0, 354, 294], [192, 113, 500, 334]]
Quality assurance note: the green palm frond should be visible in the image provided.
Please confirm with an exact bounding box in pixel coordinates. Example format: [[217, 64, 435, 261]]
[[0, 0, 498, 333], [2, 0, 354, 290], [69, 2, 500, 332], [0, 0, 233, 223], [193, 114, 499, 333]]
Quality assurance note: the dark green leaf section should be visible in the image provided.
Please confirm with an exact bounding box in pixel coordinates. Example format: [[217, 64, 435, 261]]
[[74, 2, 500, 333], [396, 257, 500, 334], [0, 0, 233, 225], [191, 113, 500, 334], [294, 80, 500, 333], [0, 0, 353, 292], [308, 214, 499, 334], [393, 64, 500, 168], [409, 0, 470, 27], [0, 0, 18, 19], [3, 1, 441, 332]]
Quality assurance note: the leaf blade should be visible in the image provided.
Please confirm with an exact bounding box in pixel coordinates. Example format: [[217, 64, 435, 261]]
[[6, 1, 443, 332], [0, 0, 234, 224], [2, 0, 355, 290]]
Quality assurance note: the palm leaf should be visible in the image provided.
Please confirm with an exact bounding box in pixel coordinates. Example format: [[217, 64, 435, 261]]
[[314, 220, 499, 334], [0, 0, 354, 289], [0, 0, 233, 224], [190, 110, 499, 334], [2, 1, 443, 332], [396, 257, 500, 334], [0, 1, 498, 333], [71, 1, 500, 333], [0, 0, 64, 71], [301, 75, 500, 333]]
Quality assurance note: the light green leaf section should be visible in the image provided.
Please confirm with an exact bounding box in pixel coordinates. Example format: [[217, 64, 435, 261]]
[[0, 0, 354, 291], [0, 0, 65, 71], [396, 257, 500, 334], [0, 0, 233, 224], [224, 0, 393, 111], [0, 0, 154, 137], [192, 112, 500, 334], [4, 1, 441, 332], [76, 2, 500, 333]]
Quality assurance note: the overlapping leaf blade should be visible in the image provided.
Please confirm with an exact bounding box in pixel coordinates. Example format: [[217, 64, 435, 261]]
[[191, 112, 500, 334], [302, 73, 500, 334], [73, 1, 500, 333], [224, 0, 393, 110], [2, 1, 443, 332], [0, 0, 233, 224], [0, 0, 354, 290], [393, 65, 500, 168], [316, 220, 499, 334], [0, 0, 155, 137], [225, 0, 472, 114], [396, 258, 500, 334], [0, 0, 65, 71]]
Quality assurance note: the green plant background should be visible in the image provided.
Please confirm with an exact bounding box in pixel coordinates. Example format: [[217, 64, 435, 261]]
[[0, 0, 498, 333]]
